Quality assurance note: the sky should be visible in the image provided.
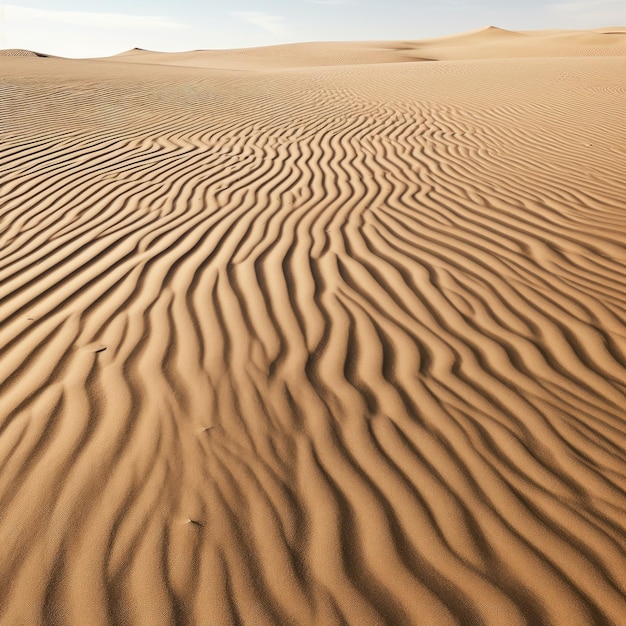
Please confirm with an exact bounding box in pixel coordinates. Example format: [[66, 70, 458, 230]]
[[1, 0, 625, 58]]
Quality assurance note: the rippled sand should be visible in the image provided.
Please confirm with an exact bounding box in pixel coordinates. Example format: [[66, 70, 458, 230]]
[[1, 27, 625, 625]]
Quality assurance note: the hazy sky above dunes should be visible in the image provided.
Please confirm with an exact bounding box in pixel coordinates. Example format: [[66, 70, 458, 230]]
[[1, 0, 625, 57]]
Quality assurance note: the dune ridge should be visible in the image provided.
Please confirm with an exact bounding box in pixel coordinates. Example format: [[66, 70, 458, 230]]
[[96, 27, 626, 70], [1, 33, 626, 626], [0, 49, 50, 58]]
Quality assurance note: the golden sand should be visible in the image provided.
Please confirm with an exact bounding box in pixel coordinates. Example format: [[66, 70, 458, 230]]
[[1, 27, 625, 624]]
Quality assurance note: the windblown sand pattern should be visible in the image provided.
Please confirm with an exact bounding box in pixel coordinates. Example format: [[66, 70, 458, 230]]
[[0, 49, 44, 57], [1, 28, 626, 625]]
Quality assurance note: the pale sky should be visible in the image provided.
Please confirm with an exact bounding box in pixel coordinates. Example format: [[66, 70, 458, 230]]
[[1, 0, 625, 58]]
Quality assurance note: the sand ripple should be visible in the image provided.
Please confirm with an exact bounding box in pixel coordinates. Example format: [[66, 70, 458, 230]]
[[1, 52, 625, 624]]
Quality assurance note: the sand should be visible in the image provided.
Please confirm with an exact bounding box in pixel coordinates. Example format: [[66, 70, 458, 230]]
[[1, 26, 625, 625]]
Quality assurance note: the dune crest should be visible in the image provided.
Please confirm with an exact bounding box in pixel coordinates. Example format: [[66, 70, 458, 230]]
[[0, 49, 49, 57], [0, 32, 625, 625], [91, 26, 626, 69]]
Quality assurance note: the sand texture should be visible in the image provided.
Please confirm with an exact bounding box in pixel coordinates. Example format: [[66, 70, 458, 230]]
[[1, 28, 626, 625]]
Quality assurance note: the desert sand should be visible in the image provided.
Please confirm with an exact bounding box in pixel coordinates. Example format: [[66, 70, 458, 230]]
[[1, 26, 625, 625]]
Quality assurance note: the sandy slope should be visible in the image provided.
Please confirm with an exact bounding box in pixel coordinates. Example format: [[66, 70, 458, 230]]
[[1, 28, 625, 625], [100, 26, 626, 70]]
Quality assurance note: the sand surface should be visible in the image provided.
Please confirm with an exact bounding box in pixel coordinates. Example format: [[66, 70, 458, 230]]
[[1, 27, 626, 625]]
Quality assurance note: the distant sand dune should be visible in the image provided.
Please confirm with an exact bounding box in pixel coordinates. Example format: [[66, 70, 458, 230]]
[[98, 26, 626, 70], [1, 29, 625, 625], [0, 49, 48, 57]]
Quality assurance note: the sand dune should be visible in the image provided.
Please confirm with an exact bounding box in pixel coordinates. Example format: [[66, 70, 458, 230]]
[[98, 26, 626, 70], [1, 28, 626, 625], [0, 49, 50, 58]]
